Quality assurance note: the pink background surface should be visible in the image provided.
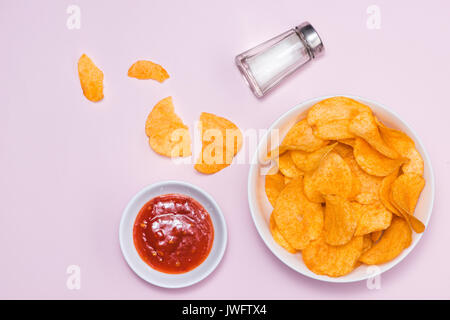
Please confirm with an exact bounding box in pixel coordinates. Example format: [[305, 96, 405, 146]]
[[1, 0, 449, 299]]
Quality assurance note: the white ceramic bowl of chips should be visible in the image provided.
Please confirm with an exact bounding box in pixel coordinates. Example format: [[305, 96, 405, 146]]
[[248, 95, 435, 283]]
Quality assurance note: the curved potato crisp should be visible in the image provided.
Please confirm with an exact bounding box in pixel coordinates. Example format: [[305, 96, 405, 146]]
[[349, 112, 398, 159], [302, 234, 363, 277], [281, 119, 327, 152], [270, 213, 297, 253], [128, 60, 169, 82], [273, 177, 323, 250], [78, 54, 104, 102], [265, 171, 285, 207], [312, 119, 355, 140], [145, 96, 191, 157], [379, 168, 401, 216], [307, 97, 372, 126], [354, 202, 392, 236], [278, 152, 303, 178], [290, 143, 336, 172], [354, 138, 403, 176], [195, 112, 242, 174], [324, 195, 358, 246], [363, 234, 373, 253], [391, 173, 425, 215], [371, 230, 383, 242], [304, 152, 352, 203], [359, 217, 412, 265]]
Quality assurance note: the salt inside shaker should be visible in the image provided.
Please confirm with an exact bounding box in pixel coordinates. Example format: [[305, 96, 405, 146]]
[[235, 22, 324, 98]]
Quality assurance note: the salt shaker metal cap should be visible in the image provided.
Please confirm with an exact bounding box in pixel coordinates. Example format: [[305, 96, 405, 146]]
[[235, 22, 324, 98]]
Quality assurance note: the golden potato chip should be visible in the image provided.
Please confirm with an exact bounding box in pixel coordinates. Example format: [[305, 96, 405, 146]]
[[337, 149, 363, 200], [363, 234, 373, 253], [354, 201, 392, 236], [284, 176, 292, 185], [391, 173, 425, 215], [78, 54, 104, 102], [346, 153, 382, 204], [333, 142, 353, 158], [324, 195, 359, 246], [307, 96, 372, 126], [388, 183, 425, 233], [278, 152, 303, 178], [349, 112, 398, 159], [359, 217, 412, 265], [312, 119, 355, 140], [377, 120, 424, 175], [302, 234, 363, 277], [145, 96, 191, 157], [269, 213, 297, 253], [304, 151, 352, 203], [290, 143, 336, 172], [128, 60, 169, 82], [339, 138, 355, 147], [354, 138, 403, 176], [265, 171, 285, 207], [371, 230, 383, 242], [379, 168, 401, 217], [273, 177, 323, 250], [195, 112, 242, 174], [281, 119, 327, 152]]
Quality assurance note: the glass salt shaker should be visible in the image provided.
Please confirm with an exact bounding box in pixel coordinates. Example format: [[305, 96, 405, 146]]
[[235, 22, 324, 98]]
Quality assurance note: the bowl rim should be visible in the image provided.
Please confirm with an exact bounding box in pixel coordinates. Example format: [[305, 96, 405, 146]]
[[247, 94, 435, 283], [119, 180, 228, 288]]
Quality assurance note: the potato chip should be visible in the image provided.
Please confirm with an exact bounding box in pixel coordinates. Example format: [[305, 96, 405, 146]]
[[273, 177, 323, 250], [278, 152, 303, 178], [349, 112, 399, 159], [388, 183, 425, 233], [359, 217, 412, 265], [78, 54, 104, 102], [339, 138, 355, 147], [195, 112, 242, 174], [128, 60, 169, 82], [290, 143, 336, 172], [354, 138, 403, 176], [302, 234, 363, 277], [377, 119, 424, 175], [307, 96, 372, 126], [145, 96, 191, 157], [363, 234, 373, 253], [281, 119, 327, 152], [265, 171, 285, 207], [269, 213, 297, 253], [354, 201, 392, 236], [324, 195, 359, 246], [333, 142, 353, 158], [337, 148, 363, 200], [304, 151, 352, 203], [371, 230, 383, 242], [379, 168, 401, 217], [391, 173, 425, 215], [284, 176, 292, 185], [312, 119, 355, 140]]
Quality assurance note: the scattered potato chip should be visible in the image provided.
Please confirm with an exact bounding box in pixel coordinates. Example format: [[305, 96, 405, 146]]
[[78, 54, 104, 102], [391, 173, 425, 215], [304, 151, 352, 203], [354, 138, 403, 176], [145, 96, 191, 157], [371, 230, 383, 242], [265, 171, 285, 207], [324, 195, 358, 246], [273, 177, 323, 250], [354, 202, 392, 236], [307, 96, 372, 126], [302, 234, 363, 277], [278, 152, 303, 178], [359, 217, 412, 265], [290, 143, 336, 172], [349, 112, 398, 159], [128, 60, 169, 82], [281, 119, 327, 152], [270, 213, 297, 253], [312, 119, 355, 140], [195, 112, 242, 174]]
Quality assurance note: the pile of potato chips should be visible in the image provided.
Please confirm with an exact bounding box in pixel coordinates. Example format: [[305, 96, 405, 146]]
[[265, 97, 426, 277]]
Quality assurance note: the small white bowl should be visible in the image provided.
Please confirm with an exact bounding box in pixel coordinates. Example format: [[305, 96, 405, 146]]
[[119, 180, 227, 288], [248, 95, 435, 283]]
